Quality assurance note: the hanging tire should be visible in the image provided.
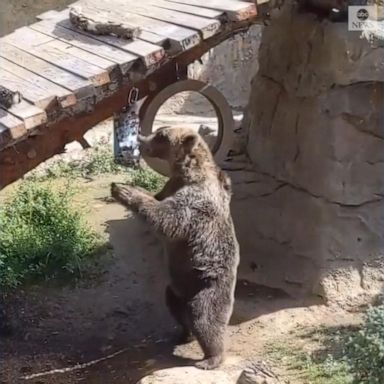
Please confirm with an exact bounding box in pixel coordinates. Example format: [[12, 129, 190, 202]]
[[139, 79, 234, 177]]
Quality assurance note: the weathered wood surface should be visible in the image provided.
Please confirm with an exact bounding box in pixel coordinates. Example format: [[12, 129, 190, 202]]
[[71, 0, 222, 39], [0, 57, 76, 109], [45, 9, 188, 56], [30, 20, 139, 75], [71, 0, 203, 52], [6, 101, 47, 130], [69, 4, 141, 39], [0, 109, 26, 145], [0, 0, 258, 187], [158, 0, 258, 20], [2, 28, 112, 88], [38, 9, 168, 51], [0, 42, 95, 102]]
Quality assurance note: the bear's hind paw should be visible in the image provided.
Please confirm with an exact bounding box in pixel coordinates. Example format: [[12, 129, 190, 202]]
[[195, 355, 223, 370]]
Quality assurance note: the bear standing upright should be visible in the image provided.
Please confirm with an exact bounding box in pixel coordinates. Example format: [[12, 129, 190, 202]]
[[111, 126, 239, 370]]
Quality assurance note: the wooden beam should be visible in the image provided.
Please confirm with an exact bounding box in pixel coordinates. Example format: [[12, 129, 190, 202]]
[[0, 109, 26, 147], [6, 100, 47, 130]]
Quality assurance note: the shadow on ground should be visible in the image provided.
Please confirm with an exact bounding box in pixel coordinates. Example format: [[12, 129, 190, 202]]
[[1, 202, 321, 384]]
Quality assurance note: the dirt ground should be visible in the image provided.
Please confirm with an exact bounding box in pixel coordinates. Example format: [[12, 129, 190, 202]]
[[0, 0, 75, 37], [1, 176, 361, 384]]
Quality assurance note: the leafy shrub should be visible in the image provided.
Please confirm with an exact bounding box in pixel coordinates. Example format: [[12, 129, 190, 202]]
[[0, 182, 98, 289], [345, 305, 384, 383], [266, 338, 353, 384], [27, 144, 167, 195], [44, 160, 83, 179], [28, 145, 125, 181], [129, 168, 166, 193], [84, 146, 125, 175]]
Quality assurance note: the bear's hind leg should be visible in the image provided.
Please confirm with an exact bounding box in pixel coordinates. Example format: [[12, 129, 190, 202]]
[[193, 323, 225, 370], [165, 286, 194, 344], [191, 314, 225, 369], [189, 287, 232, 370]]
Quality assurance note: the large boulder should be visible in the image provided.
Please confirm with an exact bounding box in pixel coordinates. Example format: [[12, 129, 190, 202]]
[[136, 367, 237, 384], [233, 3, 384, 306], [136, 359, 281, 384]]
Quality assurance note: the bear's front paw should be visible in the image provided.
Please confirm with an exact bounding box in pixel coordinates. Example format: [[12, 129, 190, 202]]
[[111, 182, 135, 206]]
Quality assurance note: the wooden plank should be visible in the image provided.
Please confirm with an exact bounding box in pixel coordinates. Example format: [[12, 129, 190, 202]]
[[62, 22, 165, 65], [0, 42, 94, 101], [96, 0, 222, 39], [55, 19, 164, 67], [69, 4, 140, 39], [0, 109, 26, 146], [6, 100, 47, 130], [39, 9, 166, 64], [0, 57, 76, 108], [72, 0, 201, 51], [165, 0, 257, 21], [30, 20, 139, 74], [0, 68, 57, 110], [43, 39, 117, 71], [37, 9, 167, 47], [37, 4, 222, 20], [138, 30, 168, 47], [142, 0, 223, 19], [3, 28, 111, 86], [37, 8, 178, 55]]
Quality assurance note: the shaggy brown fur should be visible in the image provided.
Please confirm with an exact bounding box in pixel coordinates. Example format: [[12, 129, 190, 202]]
[[111, 126, 239, 370]]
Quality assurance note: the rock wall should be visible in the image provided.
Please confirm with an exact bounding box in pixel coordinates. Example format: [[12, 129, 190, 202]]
[[232, 3, 384, 306]]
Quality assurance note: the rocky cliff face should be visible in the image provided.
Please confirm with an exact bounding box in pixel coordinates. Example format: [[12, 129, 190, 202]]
[[232, 3, 384, 307]]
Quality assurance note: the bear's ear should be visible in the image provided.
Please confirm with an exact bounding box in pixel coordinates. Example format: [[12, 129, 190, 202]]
[[182, 134, 198, 152], [218, 170, 232, 193]]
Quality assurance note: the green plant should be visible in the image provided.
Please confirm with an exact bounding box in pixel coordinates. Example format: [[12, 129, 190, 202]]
[[129, 168, 166, 193], [27, 145, 126, 181], [26, 160, 81, 181], [266, 335, 353, 384], [0, 182, 99, 289], [45, 160, 83, 179], [84, 146, 125, 175], [345, 305, 384, 383]]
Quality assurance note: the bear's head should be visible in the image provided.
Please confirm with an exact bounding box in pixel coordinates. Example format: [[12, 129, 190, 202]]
[[138, 126, 231, 193], [138, 126, 210, 164]]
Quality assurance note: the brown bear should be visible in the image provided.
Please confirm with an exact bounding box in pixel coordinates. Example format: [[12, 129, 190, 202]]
[[111, 126, 239, 370]]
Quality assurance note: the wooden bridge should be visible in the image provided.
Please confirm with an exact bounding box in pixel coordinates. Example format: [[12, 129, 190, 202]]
[[0, 0, 262, 188]]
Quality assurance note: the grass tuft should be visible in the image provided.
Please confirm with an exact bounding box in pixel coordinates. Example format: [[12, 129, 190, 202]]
[[0, 182, 99, 289], [129, 168, 166, 193]]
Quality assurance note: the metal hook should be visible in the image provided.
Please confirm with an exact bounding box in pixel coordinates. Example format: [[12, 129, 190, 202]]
[[126, 87, 139, 107]]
